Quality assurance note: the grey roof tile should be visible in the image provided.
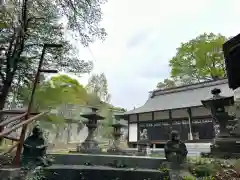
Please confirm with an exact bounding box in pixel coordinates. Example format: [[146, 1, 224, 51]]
[[125, 79, 233, 115]]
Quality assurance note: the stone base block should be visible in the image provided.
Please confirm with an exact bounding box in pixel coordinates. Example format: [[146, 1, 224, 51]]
[[0, 167, 20, 180], [50, 154, 166, 169], [44, 165, 169, 180], [77, 140, 101, 153]]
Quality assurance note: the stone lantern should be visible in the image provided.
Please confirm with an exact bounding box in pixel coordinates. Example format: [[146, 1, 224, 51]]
[[77, 107, 104, 153], [107, 123, 127, 154], [201, 88, 237, 158]]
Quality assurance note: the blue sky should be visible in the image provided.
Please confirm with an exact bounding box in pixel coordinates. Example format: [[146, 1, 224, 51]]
[[67, 0, 240, 110]]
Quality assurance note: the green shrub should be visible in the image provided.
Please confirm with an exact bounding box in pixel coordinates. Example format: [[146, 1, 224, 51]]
[[191, 165, 216, 177]]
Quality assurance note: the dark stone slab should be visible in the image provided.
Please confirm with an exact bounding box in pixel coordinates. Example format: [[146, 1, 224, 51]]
[[0, 167, 20, 180], [51, 154, 166, 169], [44, 165, 169, 180]]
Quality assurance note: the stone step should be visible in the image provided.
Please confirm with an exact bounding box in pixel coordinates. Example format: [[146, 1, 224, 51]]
[[0, 167, 20, 180]]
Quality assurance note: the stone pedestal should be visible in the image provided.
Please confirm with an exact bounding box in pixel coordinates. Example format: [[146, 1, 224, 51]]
[[107, 123, 126, 154], [77, 108, 104, 153], [137, 139, 151, 156]]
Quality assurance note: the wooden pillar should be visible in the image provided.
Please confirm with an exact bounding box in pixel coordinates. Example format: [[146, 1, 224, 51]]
[[127, 115, 130, 144], [137, 114, 140, 140], [169, 110, 172, 133], [151, 111, 154, 146], [187, 108, 193, 140]]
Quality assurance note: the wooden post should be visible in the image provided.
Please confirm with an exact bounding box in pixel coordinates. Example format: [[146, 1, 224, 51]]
[[137, 114, 140, 141], [169, 110, 172, 133], [187, 108, 193, 140], [151, 111, 154, 147], [127, 115, 130, 145]]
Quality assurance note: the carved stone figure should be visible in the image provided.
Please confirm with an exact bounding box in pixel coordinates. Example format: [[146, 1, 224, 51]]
[[137, 129, 151, 155], [140, 129, 148, 140], [164, 131, 190, 179], [164, 131, 188, 166], [21, 125, 51, 167]]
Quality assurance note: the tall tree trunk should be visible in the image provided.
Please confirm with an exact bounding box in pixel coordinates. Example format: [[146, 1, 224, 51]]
[[0, 77, 13, 144]]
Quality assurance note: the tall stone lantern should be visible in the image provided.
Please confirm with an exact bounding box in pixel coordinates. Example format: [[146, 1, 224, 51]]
[[201, 88, 237, 158], [77, 107, 104, 153], [107, 123, 127, 154]]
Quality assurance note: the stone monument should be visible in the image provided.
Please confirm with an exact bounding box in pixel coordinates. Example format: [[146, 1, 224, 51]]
[[21, 125, 51, 168], [137, 129, 151, 156], [164, 131, 189, 180], [107, 122, 127, 154], [77, 107, 104, 153], [201, 88, 240, 158]]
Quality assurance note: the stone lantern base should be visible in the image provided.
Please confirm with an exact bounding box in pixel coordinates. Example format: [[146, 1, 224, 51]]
[[107, 145, 125, 155], [202, 137, 240, 158], [77, 139, 101, 154], [137, 139, 151, 156]]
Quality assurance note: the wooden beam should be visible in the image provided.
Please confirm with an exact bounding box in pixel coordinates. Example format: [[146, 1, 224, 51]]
[[0, 109, 39, 115], [4, 135, 20, 142], [0, 113, 27, 127], [0, 111, 47, 137]]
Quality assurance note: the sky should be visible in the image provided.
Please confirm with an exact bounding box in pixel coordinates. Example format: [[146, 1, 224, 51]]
[[66, 0, 240, 110]]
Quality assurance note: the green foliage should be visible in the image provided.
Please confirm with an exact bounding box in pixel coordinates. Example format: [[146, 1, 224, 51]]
[[156, 78, 176, 89], [85, 72, 127, 138], [86, 73, 111, 103], [0, 0, 107, 112], [19, 75, 87, 110], [185, 157, 240, 179], [18, 75, 88, 126], [169, 33, 227, 85], [99, 105, 114, 138], [183, 176, 215, 180], [159, 164, 169, 173], [190, 164, 216, 177]]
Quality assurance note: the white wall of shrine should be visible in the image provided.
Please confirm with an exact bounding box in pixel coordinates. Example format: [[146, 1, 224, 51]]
[[128, 123, 138, 142]]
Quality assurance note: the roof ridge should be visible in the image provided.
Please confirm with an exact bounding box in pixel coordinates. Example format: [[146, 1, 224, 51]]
[[151, 78, 228, 97]]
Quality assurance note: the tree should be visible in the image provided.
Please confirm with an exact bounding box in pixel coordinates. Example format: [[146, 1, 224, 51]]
[[0, 0, 107, 119], [18, 75, 88, 109], [98, 104, 114, 139], [156, 78, 176, 89], [169, 33, 227, 84], [18, 75, 88, 122], [86, 73, 111, 103], [50, 75, 88, 105]]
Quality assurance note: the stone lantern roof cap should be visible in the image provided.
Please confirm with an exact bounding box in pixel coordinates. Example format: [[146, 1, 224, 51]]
[[111, 123, 127, 128], [201, 88, 234, 108], [80, 112, 104, 120]]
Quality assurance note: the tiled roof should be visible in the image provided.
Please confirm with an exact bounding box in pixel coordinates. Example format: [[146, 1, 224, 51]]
[[124, 79, 233, 115]]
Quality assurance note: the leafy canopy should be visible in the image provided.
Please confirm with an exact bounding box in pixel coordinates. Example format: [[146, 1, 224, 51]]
[[169, 33, 227, 84], [0, 0, 107, 111], [156, 78, 176, 89], [18, 74, 88, 124]]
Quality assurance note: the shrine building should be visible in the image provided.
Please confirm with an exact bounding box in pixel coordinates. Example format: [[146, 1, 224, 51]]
[[116, 78, 234, 148]]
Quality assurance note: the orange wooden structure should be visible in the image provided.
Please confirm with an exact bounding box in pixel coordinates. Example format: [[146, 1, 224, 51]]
[[0, 110, 48, 165], [0, 43, 62, 166]]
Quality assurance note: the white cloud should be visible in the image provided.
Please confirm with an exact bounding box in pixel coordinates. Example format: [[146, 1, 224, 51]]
[[65, 0, 240, 110]]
